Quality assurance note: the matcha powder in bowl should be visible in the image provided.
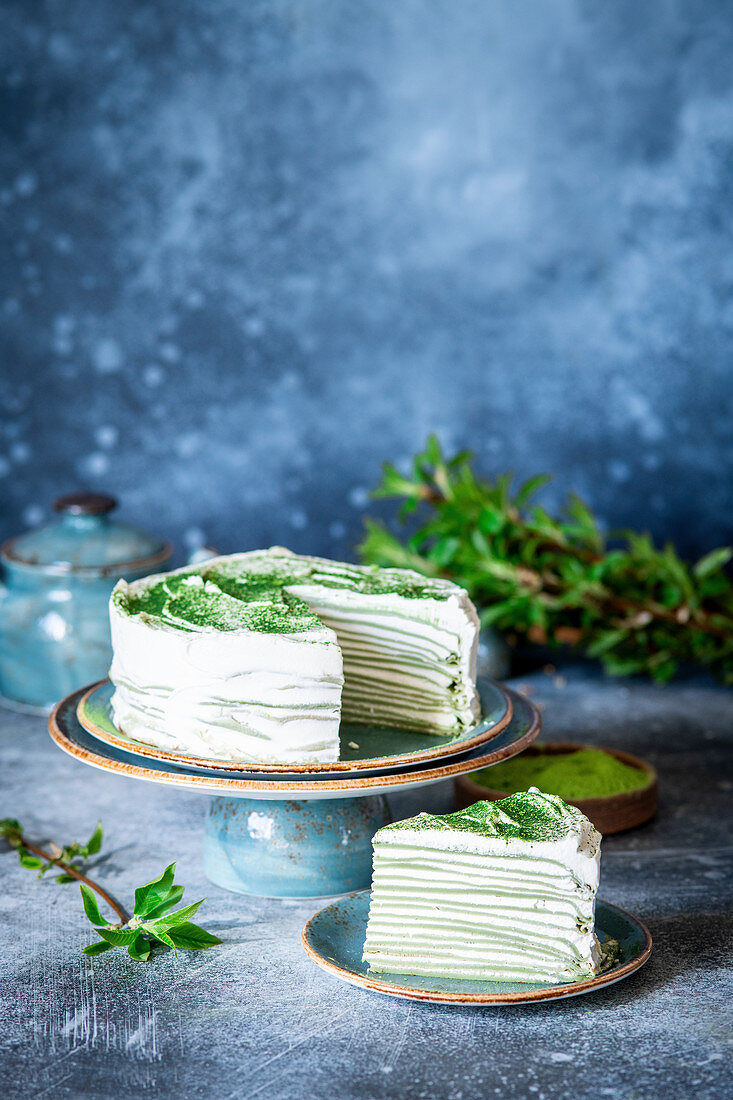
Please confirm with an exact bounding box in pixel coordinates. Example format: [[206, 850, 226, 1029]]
[[457, 744, 658, 834], [473, 747, 651, 801]]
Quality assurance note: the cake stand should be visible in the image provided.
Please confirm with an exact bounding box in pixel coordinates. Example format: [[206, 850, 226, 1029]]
[[49, 682, 541, 899]]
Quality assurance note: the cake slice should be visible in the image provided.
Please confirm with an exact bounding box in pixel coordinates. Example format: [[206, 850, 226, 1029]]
[[363, 789, 608, 983], [108, 547, 480, 764]]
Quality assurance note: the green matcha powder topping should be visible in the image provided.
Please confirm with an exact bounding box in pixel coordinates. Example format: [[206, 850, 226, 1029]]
[[471, 747, 651, 801], [115, 551, 453, 635], [383, 788, 585, 844]]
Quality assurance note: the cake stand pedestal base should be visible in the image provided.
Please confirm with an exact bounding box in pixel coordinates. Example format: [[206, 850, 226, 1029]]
[[202, 794, 391, 899]]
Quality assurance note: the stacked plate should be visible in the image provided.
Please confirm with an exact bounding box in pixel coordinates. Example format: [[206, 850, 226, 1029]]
[[49, 677, 541, 798]]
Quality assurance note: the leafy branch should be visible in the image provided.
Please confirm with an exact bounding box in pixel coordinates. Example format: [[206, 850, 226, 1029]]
[[1, 818, 222, 961], [359, 435, 733, 682], [79, 862, 221, 960]]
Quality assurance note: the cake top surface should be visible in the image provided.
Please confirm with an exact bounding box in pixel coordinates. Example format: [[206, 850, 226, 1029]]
[[379, 789, 592, 844], [112, 547, 459, 635]]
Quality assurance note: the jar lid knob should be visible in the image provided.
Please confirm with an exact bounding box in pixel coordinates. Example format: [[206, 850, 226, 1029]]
[[53, 492, 118, 516]]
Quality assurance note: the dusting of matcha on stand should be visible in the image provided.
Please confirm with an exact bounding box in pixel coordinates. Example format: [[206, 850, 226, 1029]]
[[473, 747, 652, 801]]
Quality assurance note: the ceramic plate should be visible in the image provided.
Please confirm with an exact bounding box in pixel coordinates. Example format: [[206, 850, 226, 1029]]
[[49, 683, 540, 799], [76, 678, 512, 774], [302, 891, 653, 1005]]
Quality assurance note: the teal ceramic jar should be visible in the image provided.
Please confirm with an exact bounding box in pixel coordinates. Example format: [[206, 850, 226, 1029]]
[[0, 493, 171, 712]]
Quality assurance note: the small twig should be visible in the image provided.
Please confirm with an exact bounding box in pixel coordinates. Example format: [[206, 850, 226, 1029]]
[[22, 839, 128, 923], [3, 818, 221, 960]]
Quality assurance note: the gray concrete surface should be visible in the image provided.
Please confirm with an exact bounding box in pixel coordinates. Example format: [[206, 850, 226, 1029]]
[[1, 667, 731, 1098]]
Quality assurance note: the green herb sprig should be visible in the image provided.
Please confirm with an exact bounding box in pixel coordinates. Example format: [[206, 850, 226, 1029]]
[[360, 435, 733, 682], [1, 818, 222, 960]]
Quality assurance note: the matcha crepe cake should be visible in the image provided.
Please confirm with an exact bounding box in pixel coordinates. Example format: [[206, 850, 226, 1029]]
[[363, 789, 612, 984], [109, 547, 480, 764]]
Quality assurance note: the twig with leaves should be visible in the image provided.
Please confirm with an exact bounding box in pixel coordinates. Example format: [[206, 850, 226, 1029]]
[[1, 818, 222, 961], [360, 435, 733, 682]]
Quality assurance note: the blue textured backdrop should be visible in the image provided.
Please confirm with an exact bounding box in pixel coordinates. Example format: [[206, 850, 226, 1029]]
[[2, 1, 732, 561]]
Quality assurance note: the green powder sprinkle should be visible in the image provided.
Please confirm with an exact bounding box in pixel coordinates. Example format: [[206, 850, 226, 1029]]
[[115, 549, 454, 635], [382, 788, 587, 843], [471, 747, 652, 801]]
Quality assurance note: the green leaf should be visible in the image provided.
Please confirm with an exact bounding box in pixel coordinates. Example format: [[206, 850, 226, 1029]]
[[56, 873, 77, 884], [86, 821, 103, 856], [142, 884, 185, 921], [430, 536, 460, 568], [694, 547, 733, 578], [586, 629, 630, 657], [423, 433, 444, 468], [95, 926, 140, 946], [649, 657, 679, 682], [370, 463, 421, 501], [166, 922, 223, 950], [470, 529, 491, 558], [565, 493, 599, 531], [19, 852, 44, 870], [79, 883, 105, 926], [0, 818, 23, 844], [144, 899, 204, 933], [479, 600, 516, 626], [600, 654, 650, 677], [83, 940, 115, 956], [478, 507, 504, 535], [133, 862, 177, 917], [515, 474, 551, 509], [150, 929, 177, 952], [127, 934, 152, 961]]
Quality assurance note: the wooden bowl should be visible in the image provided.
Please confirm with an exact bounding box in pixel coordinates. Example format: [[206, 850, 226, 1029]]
[[454, 742, 658, 835]]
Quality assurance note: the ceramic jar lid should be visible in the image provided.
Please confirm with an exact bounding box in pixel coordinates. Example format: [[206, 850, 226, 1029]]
[[1, 492, 172, 575]]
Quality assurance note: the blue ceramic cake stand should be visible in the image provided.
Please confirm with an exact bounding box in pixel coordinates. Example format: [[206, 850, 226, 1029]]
[[49, 683, 541, 900]]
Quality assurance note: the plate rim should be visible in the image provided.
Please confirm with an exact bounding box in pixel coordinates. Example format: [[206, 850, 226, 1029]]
[[301, 891, 653, 1005], [49, 684, 541, 795], [76, 679, 513, 775]]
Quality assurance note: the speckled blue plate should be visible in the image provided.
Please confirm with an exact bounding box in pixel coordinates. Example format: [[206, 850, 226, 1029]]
[[301, 891, 652, 1004], [76, 677, 512, 774], [50, 682, 540, 798]]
